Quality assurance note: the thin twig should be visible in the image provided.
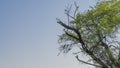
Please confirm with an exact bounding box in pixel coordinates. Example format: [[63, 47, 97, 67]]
[[74, 2, 79, 18], [65, 12, 75, 20]]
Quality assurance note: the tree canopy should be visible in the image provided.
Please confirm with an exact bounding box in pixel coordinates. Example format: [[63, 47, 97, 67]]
[[57, 0, 120, 68]]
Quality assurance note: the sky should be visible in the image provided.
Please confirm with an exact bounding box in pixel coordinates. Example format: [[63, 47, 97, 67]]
[[0, 0, 97, 68]]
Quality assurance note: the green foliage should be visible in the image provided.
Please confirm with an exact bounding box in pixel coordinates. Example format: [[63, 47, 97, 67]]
[[58, 0, 120, 67], [59, 0, 120, 53]]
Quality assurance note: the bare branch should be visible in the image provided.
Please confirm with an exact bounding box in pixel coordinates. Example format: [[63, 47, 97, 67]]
[[74, 2, 79, 18], [65, 12, 75, 20], [57, 19, 77, 31], [75, 55, 102, 67], [65, 4, 72, 24]]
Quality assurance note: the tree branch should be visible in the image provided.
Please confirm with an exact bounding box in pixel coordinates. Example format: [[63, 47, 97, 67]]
[[57, 20, 85, 46], [65, 4, 72, 24], [102, 42, 115, 63], [75, 55, 102, 67], [74, 2, 79, 18], [57, 19, 108, 68], [57, 19, 76, 31], [65, 31, 79, 40]]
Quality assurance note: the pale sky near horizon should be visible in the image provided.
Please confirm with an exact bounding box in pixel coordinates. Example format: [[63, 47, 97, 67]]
[[0, 0, 97, 68]]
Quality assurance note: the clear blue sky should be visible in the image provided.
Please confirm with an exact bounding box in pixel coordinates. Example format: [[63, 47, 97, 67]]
[[0, 0, 97, 68]]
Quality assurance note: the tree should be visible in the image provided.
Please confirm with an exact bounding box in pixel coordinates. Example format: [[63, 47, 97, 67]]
[[57, 0, 120, 68]]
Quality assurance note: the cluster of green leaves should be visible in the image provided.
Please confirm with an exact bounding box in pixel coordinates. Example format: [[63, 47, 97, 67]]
[[76, 1, 120, 50], [76, 1, 120, 35]]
